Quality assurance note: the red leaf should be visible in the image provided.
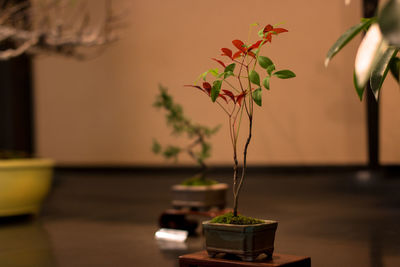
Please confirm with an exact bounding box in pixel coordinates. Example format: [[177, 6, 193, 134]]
[[202, 82, 212, 95], [264, 33, 272, 42], [232, 39, 246, 52], [236, 92, 246, 106], [211, 58, 226, 68], [248, 51, 256, 58], [218, 94, 228, 103], [263, 24, 273, 33], [184, 85, 203, 92], [262, 25, 288, 42], [248, 40, 263, 51], [222, 89, 235, 102], [273, 28, 288, 34], [221, 48, 232, 59], [232, 51, 242, 59]]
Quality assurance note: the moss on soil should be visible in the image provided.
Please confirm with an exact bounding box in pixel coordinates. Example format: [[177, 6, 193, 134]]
[[210, 212, 264, 225], [180, 176, 218, 186]]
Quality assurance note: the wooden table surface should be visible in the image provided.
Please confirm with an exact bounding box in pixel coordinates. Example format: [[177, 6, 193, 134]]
[[179, 250, 311, 267]]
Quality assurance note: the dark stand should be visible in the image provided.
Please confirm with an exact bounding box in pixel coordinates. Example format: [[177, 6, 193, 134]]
[[179, 250, 311, 267]]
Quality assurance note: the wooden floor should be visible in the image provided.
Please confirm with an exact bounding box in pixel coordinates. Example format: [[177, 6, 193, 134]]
[[0, 168, 400, 266]]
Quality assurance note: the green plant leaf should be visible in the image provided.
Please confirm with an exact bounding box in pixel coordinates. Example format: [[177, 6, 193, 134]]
[[252, 88, 262, 106], [273, 70, 296, 79], [211, 80, 222, 102], [353, 71, 365, 101], [354, 24, 386, 89], [263, 77, 270, 90], [325, 18, 375, 67], [389, 56, 400, 82], [249, 70, 260, 86], [258, 56, 274, 70], [370, 48, 398, 101], [224, 63, 236, 79], [267, 64, 275, 75], [378, 0, 400, 46], [152, 140, 161, 154], [225, 63, 236, 73], [209, 68, 219, 77]]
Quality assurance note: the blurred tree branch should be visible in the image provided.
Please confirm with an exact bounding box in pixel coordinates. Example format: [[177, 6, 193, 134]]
[[0, 0, 123, 60]]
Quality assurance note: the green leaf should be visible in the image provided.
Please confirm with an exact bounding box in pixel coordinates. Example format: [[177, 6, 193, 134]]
[[267, 64, 275, 75], [389, 56, 400, 82], [370, 48, 398, 100], [225, 63, 236, 73], [353, 71, 365, 101], [249, 70, 260, 86], [224, 63, 236, 79], [224, 71, 234, 79], [258, 29, 264, 37], [209, 68, 219, 77], [273, 70, 296, 79], [211, 80, 222, 102], [325, 18, 375, 67], [152, 140, 161, 154], [252, 88, 262, 106], [163, 146, 181, 160], [263, 77, 270, 90], [258, 56, 274, 70], [378, 0, 400, 46]]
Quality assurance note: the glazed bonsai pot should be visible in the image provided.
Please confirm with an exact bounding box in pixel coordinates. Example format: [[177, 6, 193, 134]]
[[172, 183, 228, 210], [202, 219, 278, 261], [0, 158, 54, 216]]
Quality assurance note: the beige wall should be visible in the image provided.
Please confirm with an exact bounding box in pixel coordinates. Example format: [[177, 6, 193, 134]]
[[33, 0, 399, 166]]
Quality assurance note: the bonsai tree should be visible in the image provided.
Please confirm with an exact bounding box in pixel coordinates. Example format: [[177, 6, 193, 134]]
[[186, 23, 295, 219], [152, 85, 220, 185], [325, 0, 399, 101]]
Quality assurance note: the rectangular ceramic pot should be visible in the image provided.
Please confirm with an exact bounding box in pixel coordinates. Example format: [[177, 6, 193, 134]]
[[171, 183, 228, 210], [202, 219, 278, 261]]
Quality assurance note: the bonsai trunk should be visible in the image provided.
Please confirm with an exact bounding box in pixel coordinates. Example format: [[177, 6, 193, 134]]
[[233, 115, 253, 217]]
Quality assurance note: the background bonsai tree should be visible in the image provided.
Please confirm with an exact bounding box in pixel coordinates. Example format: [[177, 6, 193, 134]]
[[325, 0, 399, 101], [186, 23, 295, 219], [152, 85, 220, 185]]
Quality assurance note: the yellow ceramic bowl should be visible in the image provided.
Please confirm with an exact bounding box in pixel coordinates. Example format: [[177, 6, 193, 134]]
[[0, 159, 54, 216]]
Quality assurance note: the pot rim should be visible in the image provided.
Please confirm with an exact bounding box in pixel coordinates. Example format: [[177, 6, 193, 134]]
[[0, 158, 54, 169], [202, 219, 278, 226], [172, 183, 228, 191]]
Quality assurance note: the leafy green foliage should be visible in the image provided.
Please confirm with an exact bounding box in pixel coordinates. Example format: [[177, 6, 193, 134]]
[[370, 48, 398, 100], [249, 70, 260, 86], [153, 85, 219, 170], [325, 18, 375, 67], [211, 80, 222, 102], [210, 212, 264, 225], [163, 146, 181, 160], [325, 1, 399, 101], [258, 56, 274, 69], [273, 70, 296, 79], [263, 77, 270, 90], [353, 71, 365, 101], [267, 64, 275, 75], [252, 88, 262, 106], [187, 23, 295, 216], [152, 140, 161, 154], [389, 56, 400, 82], [378, 0, 400, 47]]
